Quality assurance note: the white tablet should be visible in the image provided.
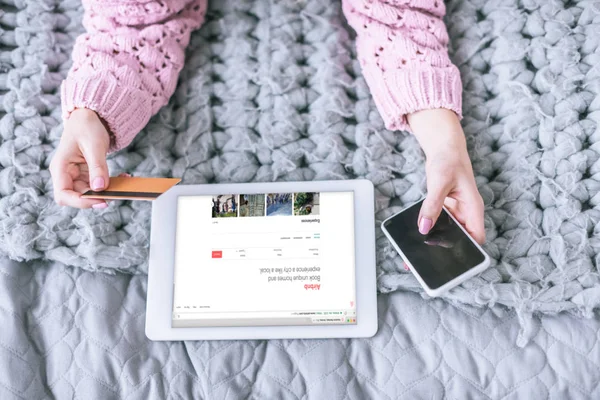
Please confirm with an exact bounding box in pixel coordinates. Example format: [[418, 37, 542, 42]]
[[145, 179, 377, 341]]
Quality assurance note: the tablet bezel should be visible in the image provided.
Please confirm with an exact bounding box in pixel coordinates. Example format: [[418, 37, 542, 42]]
[[146, 179, 377, 340]]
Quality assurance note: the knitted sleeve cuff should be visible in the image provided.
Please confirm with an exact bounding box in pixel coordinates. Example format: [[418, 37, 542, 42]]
[[362, 64, 463, 132], [61, 72, 152, 153]]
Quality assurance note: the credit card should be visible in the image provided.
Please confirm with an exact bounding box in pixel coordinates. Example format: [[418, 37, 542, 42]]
[[81, 177, 181, 201]]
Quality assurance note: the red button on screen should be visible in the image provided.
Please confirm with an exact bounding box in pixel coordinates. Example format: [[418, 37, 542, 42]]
[[212, 251, 222, 258]]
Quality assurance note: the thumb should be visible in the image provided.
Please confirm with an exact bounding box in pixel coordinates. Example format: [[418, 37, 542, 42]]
[[418, 185, 447, 235], [81, 143, 109, 192]]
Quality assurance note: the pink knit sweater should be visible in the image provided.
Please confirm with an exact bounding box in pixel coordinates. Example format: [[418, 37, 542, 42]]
[[62, 0, 462, 152]]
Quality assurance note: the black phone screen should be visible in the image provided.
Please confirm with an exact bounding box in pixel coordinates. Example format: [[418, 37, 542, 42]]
[[383, 200, 486, 290]]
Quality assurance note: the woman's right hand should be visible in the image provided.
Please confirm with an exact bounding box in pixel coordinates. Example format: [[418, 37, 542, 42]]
[[50, 108, 111, 209]]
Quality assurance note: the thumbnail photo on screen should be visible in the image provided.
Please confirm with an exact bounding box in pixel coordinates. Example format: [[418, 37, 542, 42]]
[[293, 192, 320, 216], [266, 193, 292, 216], [239, 194, 266, 217], [212, 195, 238, 218]]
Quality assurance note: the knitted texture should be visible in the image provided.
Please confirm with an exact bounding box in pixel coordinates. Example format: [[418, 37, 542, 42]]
[[61, 0, 208, 150], [62, 0, 462, 151], [1, 0, 600, 332]]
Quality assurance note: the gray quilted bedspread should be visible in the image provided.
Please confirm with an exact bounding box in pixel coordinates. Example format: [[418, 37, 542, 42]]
[[1, 257, 599, 399]]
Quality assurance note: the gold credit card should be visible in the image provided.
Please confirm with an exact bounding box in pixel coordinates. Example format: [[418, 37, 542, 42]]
[[82, 177, 181, 201]]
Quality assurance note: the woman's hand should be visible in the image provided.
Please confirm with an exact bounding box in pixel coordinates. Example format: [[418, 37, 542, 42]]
[[408, 109, 485, 244], [50, 108, 110, 209]]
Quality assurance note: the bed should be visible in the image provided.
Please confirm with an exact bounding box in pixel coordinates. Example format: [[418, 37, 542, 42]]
[[1, 0, 599, 397]]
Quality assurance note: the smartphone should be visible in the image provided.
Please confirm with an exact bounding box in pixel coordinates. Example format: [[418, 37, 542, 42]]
[[381, 199, 490, 297]]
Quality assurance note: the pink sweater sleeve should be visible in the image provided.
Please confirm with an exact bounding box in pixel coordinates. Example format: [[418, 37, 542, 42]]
[[342, 0, 462, 132], [61, 0, 207, 152]]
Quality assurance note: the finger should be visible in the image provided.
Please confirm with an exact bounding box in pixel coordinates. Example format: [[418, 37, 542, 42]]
[[56, 189, 108, 209], [419, 180, 449, 235], [73, 180, 91, 194], [79, 143, 109, 192], [444, 197, 460, 213], [50, 159, 75, 194], [74, 180, 110, 207], [51, 166, 106, 209], [53, 173, 102, 209], [462, 185, 486, 244], [77, 165, 89, 183], [444, 199, 467, 226]]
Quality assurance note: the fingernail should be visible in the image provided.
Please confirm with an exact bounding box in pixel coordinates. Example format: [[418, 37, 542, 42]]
[[419, 218, 433, 235], [92, 177, 105, 191], [92, 202, 108, 209]]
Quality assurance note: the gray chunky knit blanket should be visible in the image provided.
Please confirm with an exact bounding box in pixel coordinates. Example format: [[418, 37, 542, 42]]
[[1, 0, 600, 330]]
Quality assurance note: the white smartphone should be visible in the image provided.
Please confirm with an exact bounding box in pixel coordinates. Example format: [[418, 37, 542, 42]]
[[381, 199, 490, 297]]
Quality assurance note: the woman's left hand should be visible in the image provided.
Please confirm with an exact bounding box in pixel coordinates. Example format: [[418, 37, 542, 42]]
[[407, 109, 486, 245]]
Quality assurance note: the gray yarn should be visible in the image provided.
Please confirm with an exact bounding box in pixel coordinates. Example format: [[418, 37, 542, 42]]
[[1, 0, 600, 341]]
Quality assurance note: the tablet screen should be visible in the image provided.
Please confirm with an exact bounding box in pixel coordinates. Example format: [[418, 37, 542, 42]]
[[171, 191, 357, 327]]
